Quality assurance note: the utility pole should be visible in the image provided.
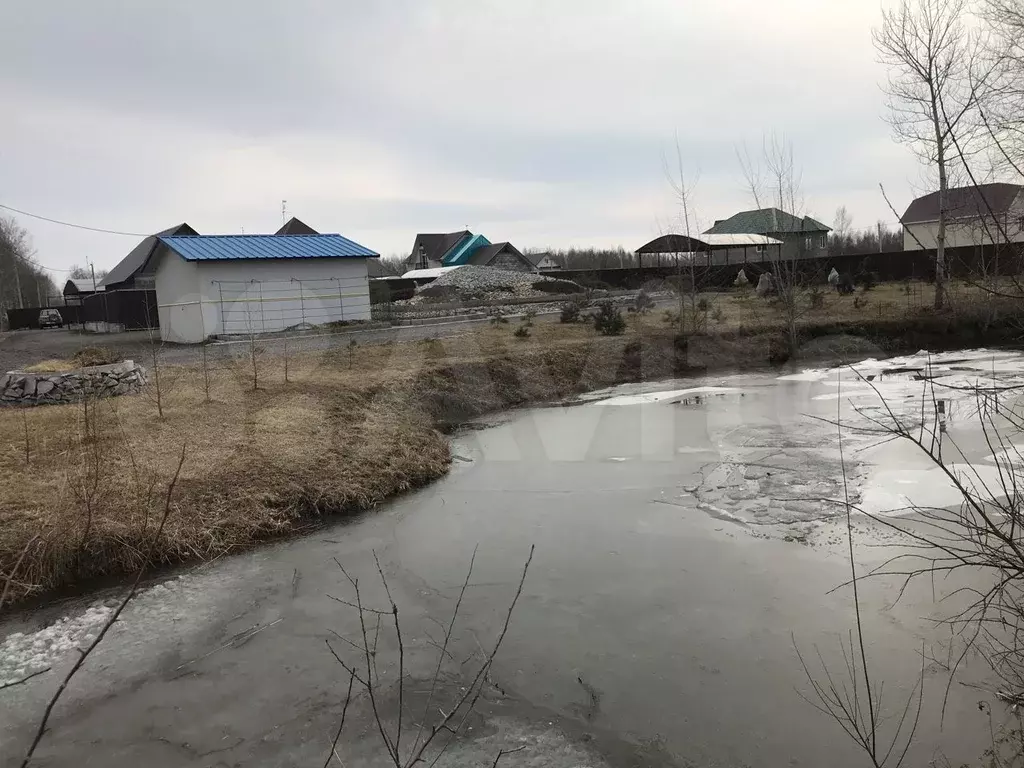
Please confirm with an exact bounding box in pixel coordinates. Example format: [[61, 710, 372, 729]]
[[281, 200, 287, 225], [90, 262, 97, 293], [12, 255, 23, 309], [877, 221, 883, 253]]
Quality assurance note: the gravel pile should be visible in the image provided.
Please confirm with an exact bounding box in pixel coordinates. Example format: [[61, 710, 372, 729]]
[[409, 266, 579, 304]]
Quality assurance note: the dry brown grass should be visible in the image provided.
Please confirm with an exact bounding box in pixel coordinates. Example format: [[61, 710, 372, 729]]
[[0, 322, 676, 606], [0, 279, 1015, 607], [21, 360, 78, 373], [18, 346, 123, 374], [0, 348, 453, 604]]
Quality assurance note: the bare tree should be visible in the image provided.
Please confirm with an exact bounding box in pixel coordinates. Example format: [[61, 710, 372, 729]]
[[739, 133, 821, 355], [67, 265, 108, 282], [18, 444, 186, 768], [376, 255, 409, 277], [833, 206, 853, 240], [801, 364, 1024, 766], [664, 133, 701, 338], [978, 0, 1024, 177], [797, 376, 924, 768], [323, 546, 535, 767], [874, 0, 981, 310], [0, 218, 56, 320], [831, 207, 854, 256]]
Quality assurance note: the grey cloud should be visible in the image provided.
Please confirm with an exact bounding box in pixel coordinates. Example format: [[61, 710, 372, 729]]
[[0, 0, 920, 272]]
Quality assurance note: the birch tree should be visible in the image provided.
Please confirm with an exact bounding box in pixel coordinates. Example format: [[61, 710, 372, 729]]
[[873, 0, 979, 310], [738, 133, 815, 355], [665, 134, 700, 337]]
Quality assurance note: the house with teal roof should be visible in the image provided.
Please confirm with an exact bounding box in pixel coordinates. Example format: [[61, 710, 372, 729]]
[[404, 231, 536, 273]]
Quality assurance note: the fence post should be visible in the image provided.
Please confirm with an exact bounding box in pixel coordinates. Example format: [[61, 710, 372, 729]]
[[217, 283, 225, 338], [257, 280, 266, 334], [336, 278, 346, 323]]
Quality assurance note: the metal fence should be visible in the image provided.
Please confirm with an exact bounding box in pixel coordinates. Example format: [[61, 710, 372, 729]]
[[82, 289, 158, 331], [207, 278, 369, 336]]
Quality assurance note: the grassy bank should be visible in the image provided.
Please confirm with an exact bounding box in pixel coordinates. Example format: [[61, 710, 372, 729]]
[[1, 282, 1021, 608]]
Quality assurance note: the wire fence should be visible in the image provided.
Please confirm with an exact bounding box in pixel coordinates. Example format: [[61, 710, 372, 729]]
[[156, 277, 371, 343]]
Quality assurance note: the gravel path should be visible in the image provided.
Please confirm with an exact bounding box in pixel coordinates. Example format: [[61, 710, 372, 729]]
[[0, 314, 558, 372]]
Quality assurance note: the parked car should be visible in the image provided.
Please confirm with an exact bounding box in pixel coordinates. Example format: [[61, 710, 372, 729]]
[[38, 309, 63, 329]]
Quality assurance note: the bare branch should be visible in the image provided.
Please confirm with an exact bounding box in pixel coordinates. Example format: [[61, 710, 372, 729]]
[[19, 442, 186, 768]]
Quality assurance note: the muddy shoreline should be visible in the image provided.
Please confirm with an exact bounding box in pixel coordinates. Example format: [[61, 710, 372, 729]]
[[3, 313, 1022, 612]]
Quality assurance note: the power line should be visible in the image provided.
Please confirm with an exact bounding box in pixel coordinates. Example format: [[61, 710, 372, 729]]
[[0, 203, 147, 237]]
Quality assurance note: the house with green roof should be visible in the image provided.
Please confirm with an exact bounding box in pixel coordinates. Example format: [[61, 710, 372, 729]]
[[704, 207, 830, 262]]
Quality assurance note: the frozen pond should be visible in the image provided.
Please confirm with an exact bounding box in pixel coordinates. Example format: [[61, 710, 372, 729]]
[[2, 348, 1022, 767]]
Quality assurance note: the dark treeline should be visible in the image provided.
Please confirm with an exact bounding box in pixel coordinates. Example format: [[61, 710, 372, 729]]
[[530, 247, 640, 269], [828, 226, 903, 256], [0, 217, 58, 327]]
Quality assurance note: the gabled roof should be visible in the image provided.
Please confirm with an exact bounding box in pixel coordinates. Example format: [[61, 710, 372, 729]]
[[275, 217, 319, 235], [901, 183, 1024, 223], [466, 242, 532, 268], [63, 278, 105, 294], [524, 251, 553, 266], [408, 231, 471, 264], [100, 223, 198, 287], [704, 208, 830, 235], [158, 234, 379, 261]]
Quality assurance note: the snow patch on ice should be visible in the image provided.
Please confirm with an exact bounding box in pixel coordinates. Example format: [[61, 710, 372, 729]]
[[778, 348, 1024, 385], [860, 463, 1018, 516], [777, 370, 830, 382], [0, 605, 112, 686], [0, 575, 195, 688], [595, 386, 739, 406]]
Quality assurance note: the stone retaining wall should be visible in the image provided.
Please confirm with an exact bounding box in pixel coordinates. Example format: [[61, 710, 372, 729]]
[[0, 361, 147, 406]]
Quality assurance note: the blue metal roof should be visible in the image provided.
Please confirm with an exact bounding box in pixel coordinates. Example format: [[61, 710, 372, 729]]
[[158, 234, 379, 262]]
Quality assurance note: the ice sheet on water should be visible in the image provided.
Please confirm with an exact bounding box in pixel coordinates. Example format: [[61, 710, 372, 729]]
[[778, 348, 1024, 385], [594, 386, 740, 406], [0, 575, 196, 687]]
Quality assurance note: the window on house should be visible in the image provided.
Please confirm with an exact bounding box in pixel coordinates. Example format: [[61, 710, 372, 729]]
[[819, 235, 827, 249], [755, 244, 766, 254], [1017, 216, 1024, 231], [804, 236, 812, 251]]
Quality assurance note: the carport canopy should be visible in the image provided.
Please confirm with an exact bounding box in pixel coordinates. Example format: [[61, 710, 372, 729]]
[[636, 233, 782, 253]]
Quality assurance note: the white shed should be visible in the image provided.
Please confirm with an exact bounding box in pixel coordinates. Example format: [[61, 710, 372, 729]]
[[149, 233, 380, 343]]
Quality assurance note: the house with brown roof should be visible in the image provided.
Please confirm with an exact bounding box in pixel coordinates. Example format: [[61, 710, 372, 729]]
[[404, 231, 536, 273], [901, 183, 1024, 250], [100, 223, 199, 291]]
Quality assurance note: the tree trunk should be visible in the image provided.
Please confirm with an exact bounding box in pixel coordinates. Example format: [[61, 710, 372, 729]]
[[932, 99, 948, 310]]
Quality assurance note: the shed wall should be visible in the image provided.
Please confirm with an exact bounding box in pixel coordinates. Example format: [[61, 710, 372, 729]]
[[197, 258, 370, 337], [154, 246, 203, 343]]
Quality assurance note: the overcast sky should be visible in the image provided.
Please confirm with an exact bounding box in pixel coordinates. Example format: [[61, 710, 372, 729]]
[[1, 0, 925, 279]]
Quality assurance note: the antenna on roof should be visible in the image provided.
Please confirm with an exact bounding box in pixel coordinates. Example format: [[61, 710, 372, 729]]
[[281, 200, 288, 225]]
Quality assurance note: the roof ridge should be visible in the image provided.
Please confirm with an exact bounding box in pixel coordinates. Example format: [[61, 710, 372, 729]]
[[163, 233, 343, 238]]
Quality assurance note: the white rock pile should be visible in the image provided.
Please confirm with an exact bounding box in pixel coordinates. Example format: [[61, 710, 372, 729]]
[[409, 266, 580, 304]]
